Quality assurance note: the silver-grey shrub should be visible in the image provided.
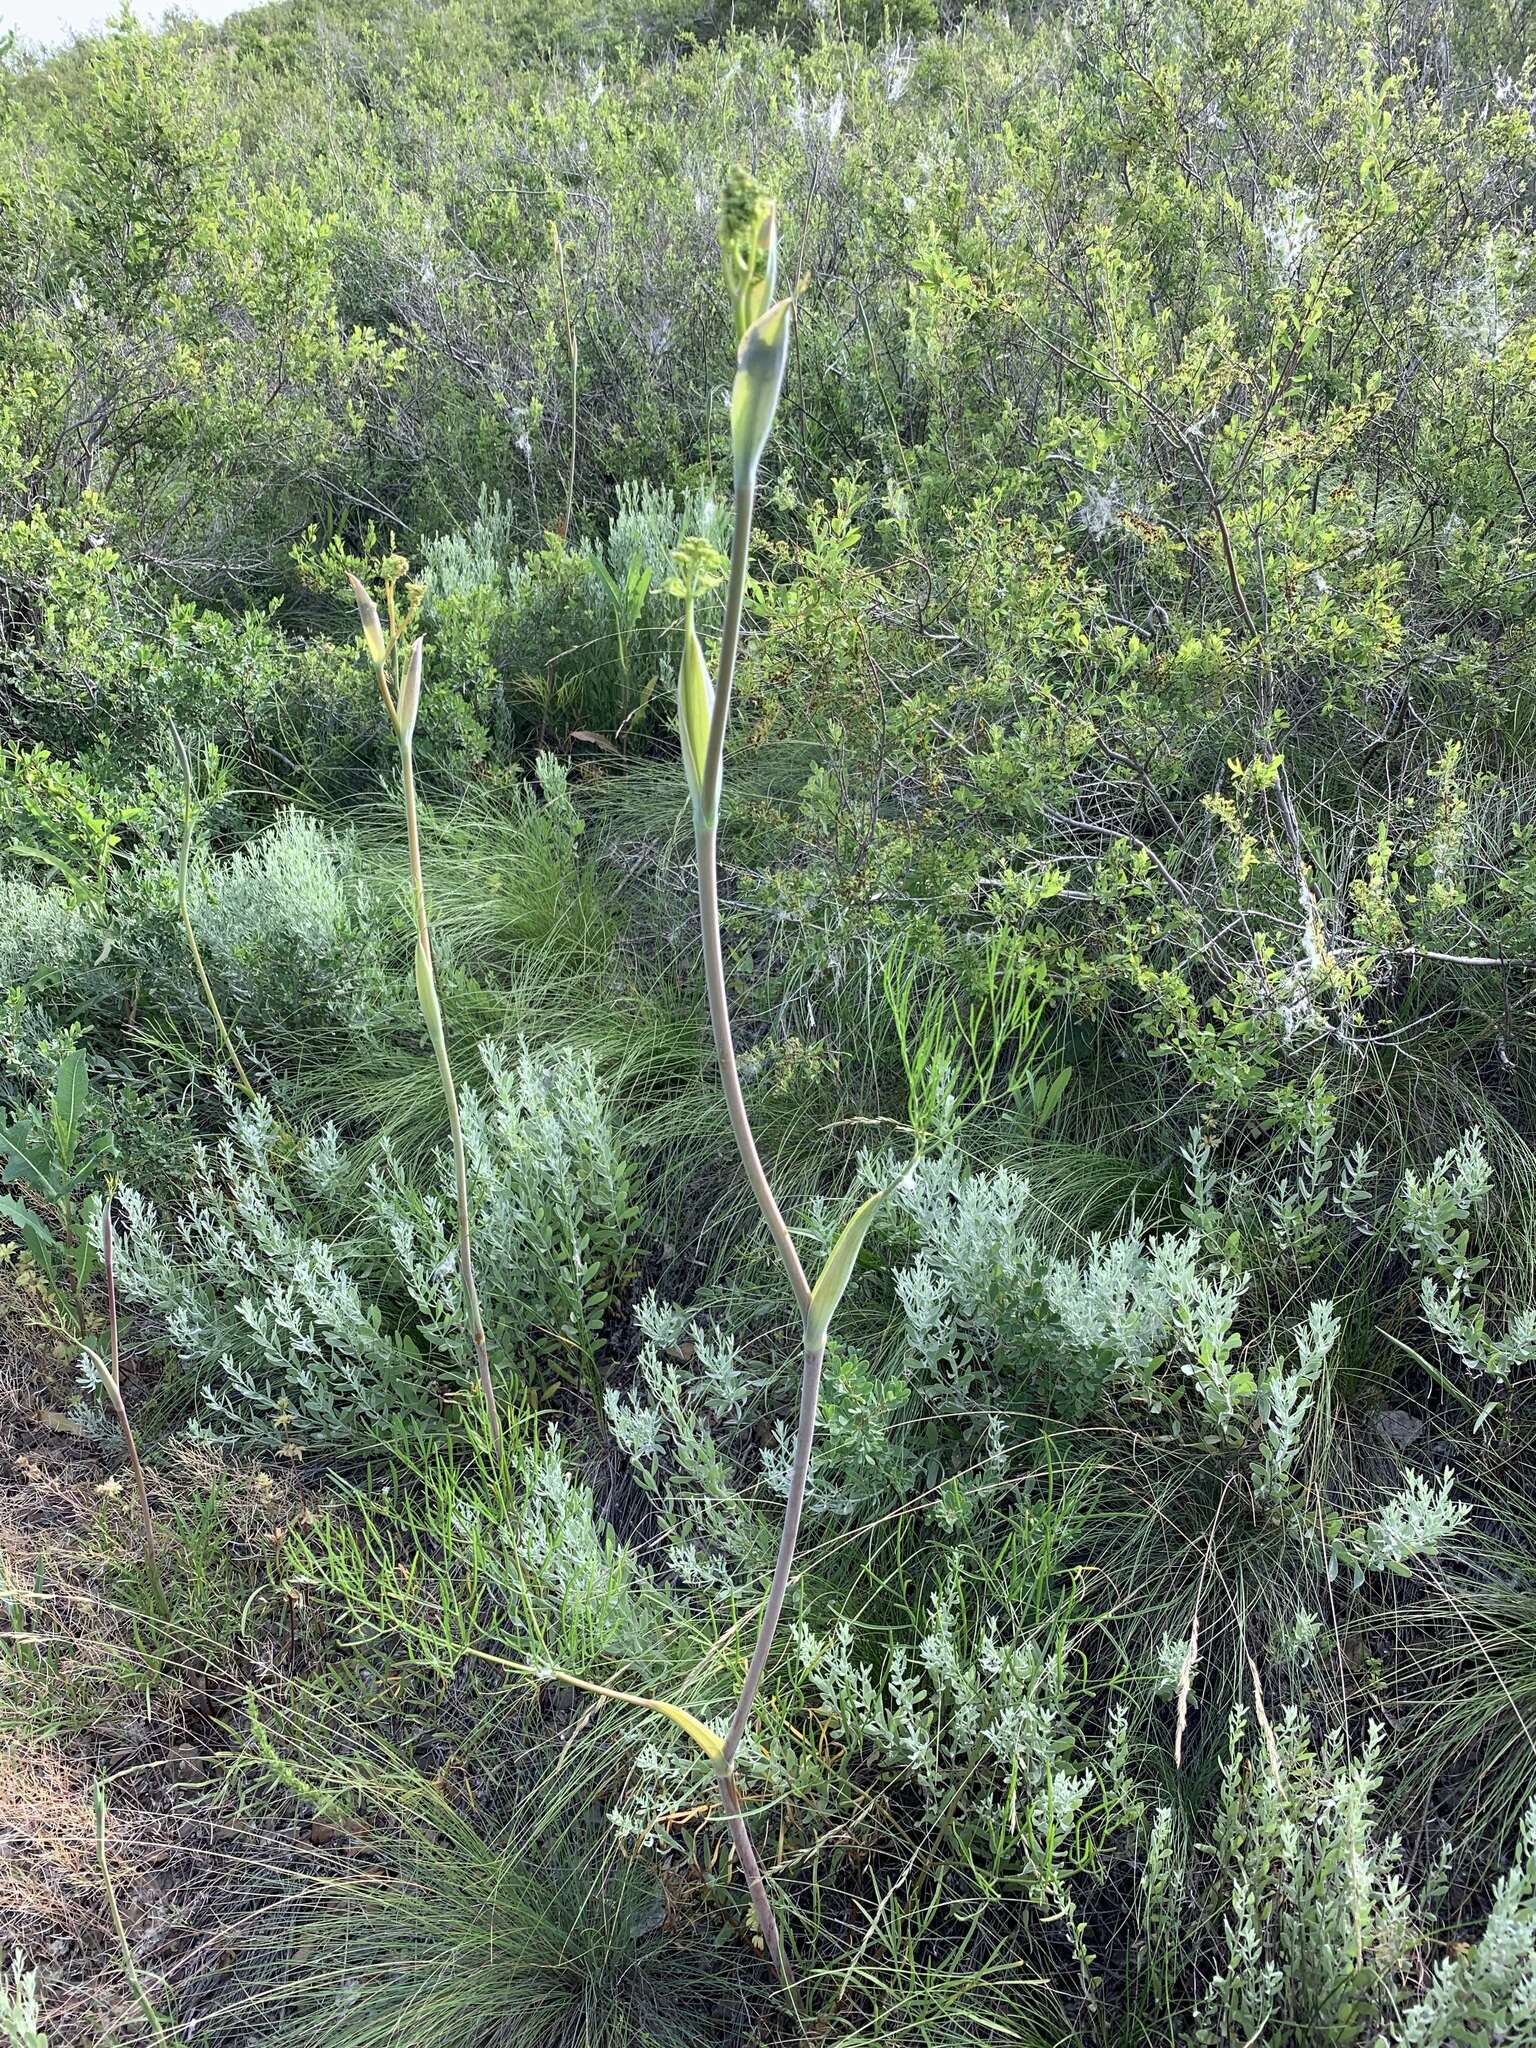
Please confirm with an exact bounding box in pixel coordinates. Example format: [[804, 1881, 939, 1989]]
[[112, 1043, 634, 1455]]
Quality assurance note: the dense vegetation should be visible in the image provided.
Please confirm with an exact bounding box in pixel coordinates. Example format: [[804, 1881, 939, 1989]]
[[4, 0, 1536, 2040]]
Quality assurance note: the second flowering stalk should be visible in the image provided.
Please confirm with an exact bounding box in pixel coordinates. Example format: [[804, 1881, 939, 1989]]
[[349, 564, 503, 1458]]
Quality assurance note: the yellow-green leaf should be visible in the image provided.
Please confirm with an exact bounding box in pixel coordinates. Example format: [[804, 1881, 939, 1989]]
[[806, 1166, 913, 1348]]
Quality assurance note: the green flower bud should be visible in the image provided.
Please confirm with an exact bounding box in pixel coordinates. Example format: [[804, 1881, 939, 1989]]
[[720, 169, 778, 343], [678, 594, 716, 822], [347, 573, 388, 669], [397, 636, 424, 741], [730, 297, 792, 493]]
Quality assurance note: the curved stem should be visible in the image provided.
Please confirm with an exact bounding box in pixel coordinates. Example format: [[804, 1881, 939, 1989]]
[[695, 819, 811, 1318], [399, 741, 503, 1458], [688, 453, 822, 2014], [718, 1762, 805, 2024], [722, 1332, 823, 1764]]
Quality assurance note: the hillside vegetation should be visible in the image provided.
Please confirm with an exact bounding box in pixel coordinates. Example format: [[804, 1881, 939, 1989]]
[[4, 0, 1536, 2042]]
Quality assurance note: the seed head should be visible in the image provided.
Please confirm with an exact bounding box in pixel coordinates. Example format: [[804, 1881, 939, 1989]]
[[720, 167, 778, 343]]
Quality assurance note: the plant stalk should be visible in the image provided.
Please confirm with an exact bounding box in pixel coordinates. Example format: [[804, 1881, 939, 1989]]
[[95, 1782, 175, 2047], [690, 456, 820, 2008], [717, 1762, 806, 2024], [700, 464, 759, 821], [398, 737, 503, 1458]]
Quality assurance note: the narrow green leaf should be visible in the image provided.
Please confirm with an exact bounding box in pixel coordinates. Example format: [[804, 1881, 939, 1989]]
[[806, 1166, 914, 1348], [730, 297, 792, 492], [678, 600, 716, 817]]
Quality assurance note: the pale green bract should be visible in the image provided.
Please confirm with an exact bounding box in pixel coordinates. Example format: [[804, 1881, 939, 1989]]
[[730, 298, 792, 491], [806, 1168, 914, 1349], [397, 636, 423, 740], [677, 599, 716, 819], [415, 939, 451, 1071]]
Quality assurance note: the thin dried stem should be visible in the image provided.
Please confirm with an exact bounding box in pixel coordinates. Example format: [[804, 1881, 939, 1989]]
[[94, 1200, 166, 1617], [398, 732, 503, 1459]]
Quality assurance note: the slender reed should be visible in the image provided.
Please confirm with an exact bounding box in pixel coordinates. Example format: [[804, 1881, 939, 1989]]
[[94, 1781, 177, 2047], [347, 564, 503, 1458], [87, 1196, 166, 1617], [168, 723, 256, 1102], [552, 223, 578, 541]]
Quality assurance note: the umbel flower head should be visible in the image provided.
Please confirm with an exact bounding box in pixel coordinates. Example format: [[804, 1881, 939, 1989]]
[[720, 168, 794, 490], [719, 166, 778, 343]]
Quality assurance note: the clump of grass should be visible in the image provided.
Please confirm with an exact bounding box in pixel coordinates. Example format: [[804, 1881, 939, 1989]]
[[216, 1710, 763, 2048]]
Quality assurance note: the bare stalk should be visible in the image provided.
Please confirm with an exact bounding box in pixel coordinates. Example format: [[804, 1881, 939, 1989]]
[[95, 1782, 176, 2047], [348, 570, 503, 1457], [399, 731, 502, 1458], [552, 223, 578, 541]]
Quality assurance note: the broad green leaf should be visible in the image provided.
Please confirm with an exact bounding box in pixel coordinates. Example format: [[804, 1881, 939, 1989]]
[[730, 298, 792, 492], [806, 1166, 913, 1348], [51, 1049, 88, 1159], [0, 1120, 63, 1202], [0, 1189, 55, 1250]]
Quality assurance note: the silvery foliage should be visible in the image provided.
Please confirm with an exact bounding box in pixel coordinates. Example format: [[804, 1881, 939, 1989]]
[[114, 1044, 633, 1453], [380, 1038, 635, 1376], [191, 808, 387, 1036], [113, 1096, 426, 1453], [606, 1292, 771, 1596], [794, 1581, 1139, 1979], [0, 875, 102, 994], [453, 1423, 675, 1675], [0, 1951, 45, 2048], [1191, 1714, 1414, 2047], [888, 1151, 1465, 1578], [890, 1150, 1271, 1435], [1390, 1802, 1536, 2045], [1145, 1709, 1536, 2048], [1399, 1129, 1536, 1412], [423, 477, 729, 649]]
